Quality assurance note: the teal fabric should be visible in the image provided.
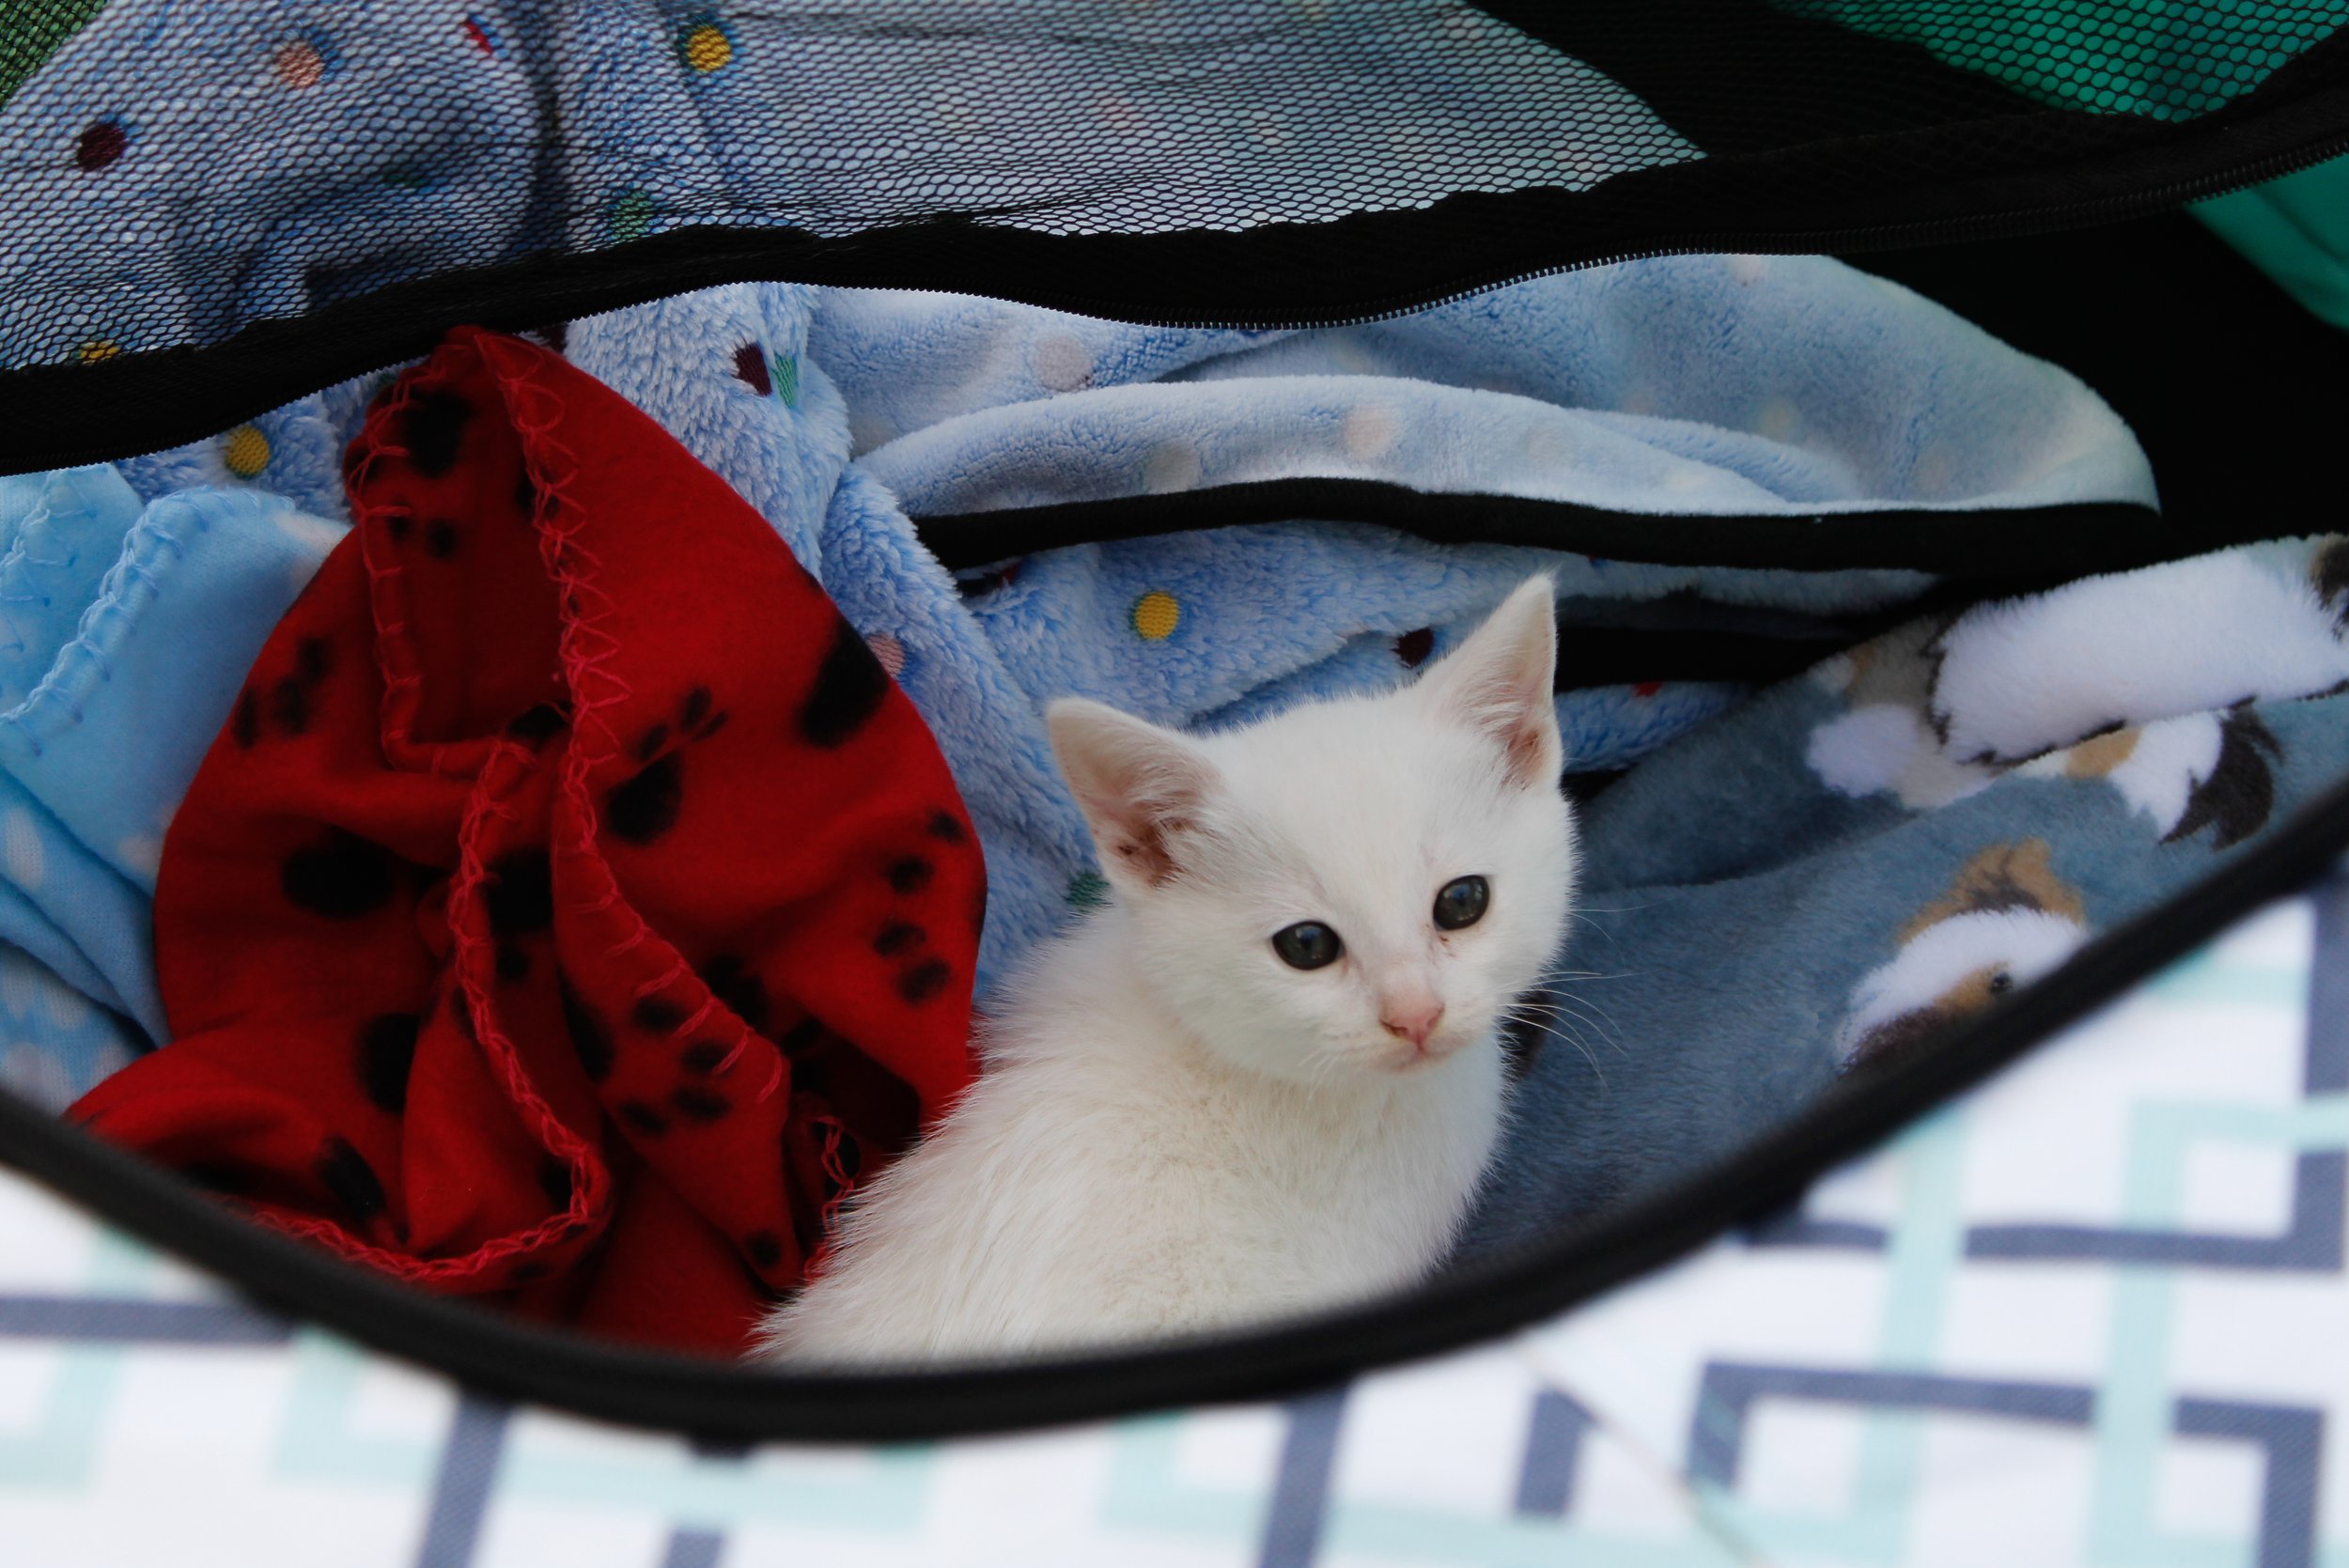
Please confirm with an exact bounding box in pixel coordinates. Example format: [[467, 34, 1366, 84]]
[[2194, 153, 2349, 332], [1770, 1, 2336, 120]]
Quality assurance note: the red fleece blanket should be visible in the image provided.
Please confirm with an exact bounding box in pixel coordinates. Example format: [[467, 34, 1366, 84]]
[[73, 328, 982, 1355]]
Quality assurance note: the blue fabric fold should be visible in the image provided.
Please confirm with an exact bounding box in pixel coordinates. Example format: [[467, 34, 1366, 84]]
[[0, 466, 344, 1104]]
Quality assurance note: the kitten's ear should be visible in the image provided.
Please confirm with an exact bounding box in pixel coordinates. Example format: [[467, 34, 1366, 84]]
[[1048, 698, 1221, 892], [1417, 575, 1563, 789]]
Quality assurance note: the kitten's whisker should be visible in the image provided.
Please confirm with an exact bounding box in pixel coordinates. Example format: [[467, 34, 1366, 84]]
[[1563, 911, 1628, 948], [1503, 994, 1590, 1020], [1551, 991, 1631, 1057], [1504, 990, 1632, 1063], [1549, 1023, 1610, 1092], [1549, 988, 1619, 1032], [1494, 1000, 1607, 1047], [1567, 989, 1629, 1039]]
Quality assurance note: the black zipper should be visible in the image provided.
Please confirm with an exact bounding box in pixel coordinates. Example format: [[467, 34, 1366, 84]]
[[914, 486, 2201, 579], [7, 34, 2349, 473], [1100, 123, 2349, 335]]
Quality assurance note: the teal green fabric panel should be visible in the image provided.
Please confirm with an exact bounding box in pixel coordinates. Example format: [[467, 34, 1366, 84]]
[[2194, 154, 2349, 331], [1770, 2, 2340, 118]]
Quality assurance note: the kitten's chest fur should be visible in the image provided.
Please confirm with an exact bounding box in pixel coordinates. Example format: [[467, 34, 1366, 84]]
[[757, 918, 1506, 1361], [1069, 961, 1505, 1296]]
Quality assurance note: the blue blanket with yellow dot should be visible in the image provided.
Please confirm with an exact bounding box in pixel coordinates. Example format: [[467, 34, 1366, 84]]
[[563, 255, 2162, 1003]]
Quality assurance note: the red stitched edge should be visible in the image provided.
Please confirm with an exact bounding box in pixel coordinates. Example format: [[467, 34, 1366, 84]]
[[319, 334, 607, 1286]]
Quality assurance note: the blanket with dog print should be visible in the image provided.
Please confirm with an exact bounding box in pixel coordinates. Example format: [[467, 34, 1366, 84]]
[[1461, 536, 2349, 1256], [70, 329, 983, 1354]]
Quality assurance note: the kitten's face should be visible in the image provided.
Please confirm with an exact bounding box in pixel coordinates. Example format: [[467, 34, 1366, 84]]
[[1050, 576, 1577, 1085]]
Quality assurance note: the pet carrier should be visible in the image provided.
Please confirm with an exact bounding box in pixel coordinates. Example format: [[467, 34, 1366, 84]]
[[2, 3, 2348, 1563]]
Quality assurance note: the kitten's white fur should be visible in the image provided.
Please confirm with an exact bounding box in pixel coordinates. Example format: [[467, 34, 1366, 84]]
[[752, 576, 1577, 1364]]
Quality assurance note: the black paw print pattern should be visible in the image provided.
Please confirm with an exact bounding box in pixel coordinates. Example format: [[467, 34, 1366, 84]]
[[797, 620, 890, 749], [870, 806, 981, 1005], [232, 634, 334, 747], [614, 952, 772, 1135], [604, 685, 730, 846]]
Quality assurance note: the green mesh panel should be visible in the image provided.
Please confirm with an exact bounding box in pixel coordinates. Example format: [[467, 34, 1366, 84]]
[[0, 0, 104, 107], [1772, 1, 2341, 117]]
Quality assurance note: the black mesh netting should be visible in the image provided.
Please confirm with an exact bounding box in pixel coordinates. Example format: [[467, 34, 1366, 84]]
[[2, 1, 2348, 467]]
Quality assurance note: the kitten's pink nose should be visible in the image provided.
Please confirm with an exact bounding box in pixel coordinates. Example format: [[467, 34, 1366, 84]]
[[1380, 997, 1446, 1049]]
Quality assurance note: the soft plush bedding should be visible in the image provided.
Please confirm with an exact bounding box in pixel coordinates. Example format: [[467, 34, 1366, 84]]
[[6, 250, 2341, 1350]]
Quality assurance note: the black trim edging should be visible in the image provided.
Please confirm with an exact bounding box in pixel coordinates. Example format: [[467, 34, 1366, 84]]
[[0, 763, 2343, 1442], [6, 24, 2349, 475], [914, 485, 2207, 577]]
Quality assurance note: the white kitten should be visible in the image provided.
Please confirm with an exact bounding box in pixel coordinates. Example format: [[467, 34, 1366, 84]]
[[753, 576, 1577, 1364]]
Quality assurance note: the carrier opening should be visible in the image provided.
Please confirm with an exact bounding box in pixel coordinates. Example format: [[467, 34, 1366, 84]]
[[0, 208, 2344, 1437], [3, 0, 2349, 1442]]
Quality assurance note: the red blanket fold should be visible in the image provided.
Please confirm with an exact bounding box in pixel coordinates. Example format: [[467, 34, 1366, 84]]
[[72, 328, 982, 1355]]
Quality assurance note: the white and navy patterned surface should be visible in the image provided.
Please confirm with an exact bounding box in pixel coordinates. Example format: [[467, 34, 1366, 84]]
[[1, 871, 2342, 1565]]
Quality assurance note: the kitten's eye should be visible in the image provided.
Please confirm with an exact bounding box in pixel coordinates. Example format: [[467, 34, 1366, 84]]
[[1434, 876, 1489, 931], [1271, 922, 1344, 970]]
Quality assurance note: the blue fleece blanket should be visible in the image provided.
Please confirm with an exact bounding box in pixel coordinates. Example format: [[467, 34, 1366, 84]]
[[13, 250, 2345, 1267], [0, 465, 341, 1108]]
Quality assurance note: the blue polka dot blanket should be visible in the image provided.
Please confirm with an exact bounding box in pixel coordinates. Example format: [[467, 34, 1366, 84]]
[[5, 253, 2348, 1256]]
